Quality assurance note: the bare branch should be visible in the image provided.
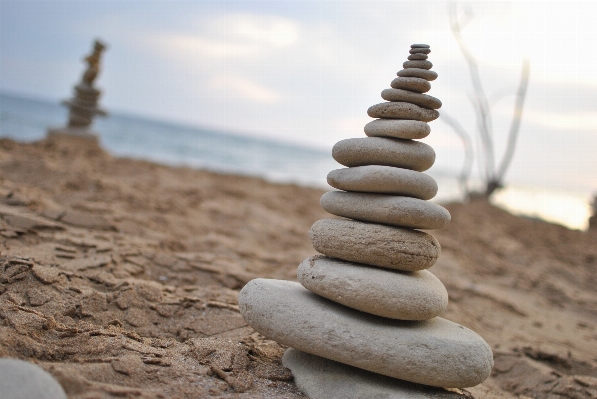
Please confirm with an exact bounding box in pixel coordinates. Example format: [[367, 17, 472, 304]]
[[495, 59, 530, 183], [449, 2, 495, 180]]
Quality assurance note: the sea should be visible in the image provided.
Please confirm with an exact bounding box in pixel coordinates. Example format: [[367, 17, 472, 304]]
[[0, 92, 593, 231]]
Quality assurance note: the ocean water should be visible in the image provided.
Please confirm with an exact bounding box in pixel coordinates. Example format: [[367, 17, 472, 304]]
[[0, 92, 592, 230]]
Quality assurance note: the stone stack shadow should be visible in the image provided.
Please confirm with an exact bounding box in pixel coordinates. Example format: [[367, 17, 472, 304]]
[[239, 44, 493, 398]]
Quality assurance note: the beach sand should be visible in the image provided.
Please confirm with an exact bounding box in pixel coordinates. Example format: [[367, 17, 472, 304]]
[[0, 135, 596, 398]]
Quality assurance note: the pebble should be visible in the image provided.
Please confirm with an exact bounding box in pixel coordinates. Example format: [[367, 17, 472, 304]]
[[320, 191, 451, 229], [397, 68, 438, 81], [411, 44, 430, 48], [364, 119, 430, 140], [298, 256, 448, 319], [0, 358, 67, 399], [390, 77, 431, 93], [282, 349, 469, 399], [327, 165, 438, 199], [408, 53, 428, 60], [238, 279, 494, 388], [332, 137, 435, 172], [410, 48, 431, 54], [309, 218, 441, 270], [381, 89, 442, 110], [368, 102, 439, 122], [403, 60, 433, 70]]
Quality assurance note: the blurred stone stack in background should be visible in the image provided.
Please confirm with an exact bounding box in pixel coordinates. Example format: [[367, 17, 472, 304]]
[[239, 44, 494, 398], [47, 39, 107, 142]]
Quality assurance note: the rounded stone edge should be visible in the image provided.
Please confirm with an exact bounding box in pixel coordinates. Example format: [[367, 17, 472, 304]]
[[397, 68, 438, 81], [331, 137, 436, 172], [308, 218, 441, 270], [297, 255, 448, 319], [320, 191, 451, 230], [367, 102, 440, 123], [380, 89, 442, 110], [364, 119, 430, 140], [404, 60, 433, 70], [326, 166, 438, 200]]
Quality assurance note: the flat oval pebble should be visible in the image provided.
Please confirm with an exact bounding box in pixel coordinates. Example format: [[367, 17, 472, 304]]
[[0, 358, 68, 399], [327, 165, 437, 199], [411, 44, 430, 48], [404, 60, 433, 70], [320, 191, 451, 229], [381, 89, 442, 109], [332, 137, 435, 172], [298, 256, 448, 319], [239, 279, 494, 388], [390, 77, 431, 93], [283, 349, 473, 399], [408, 53, 428, 60], [368, 102, 439, 122], [410, 48, 431, 54], [364, 119, 430, 140], [309, 218, 441, 270], [283, 349, 470, 399], [397, 68, 438, 81]]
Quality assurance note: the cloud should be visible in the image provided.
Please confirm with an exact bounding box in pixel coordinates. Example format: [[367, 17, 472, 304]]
[[208, 74, 281, 104], [145, 13, 300, 62]]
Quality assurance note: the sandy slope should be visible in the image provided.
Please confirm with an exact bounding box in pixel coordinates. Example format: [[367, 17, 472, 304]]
[[0, 135, 595, 398]]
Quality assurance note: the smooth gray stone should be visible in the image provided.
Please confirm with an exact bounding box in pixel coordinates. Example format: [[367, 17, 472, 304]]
[[327, 165, 438, 199], [368, 102, 439, 122], [364, 119, 430, 140], [410, 48, 431, 54], [390, 77, 431, 93], [408, 53, 428, 60], [381, 88, 442, 110], [0, 358, 67, 399], [320, 191, 451, 229], [297, 256, 448, 319], [411, 44, 430, 48], [404, 60, 433, 70], [332, 137, 435, 172], [283, 349, 469, 399], [238, 279, 494, 388], [309, 218, 441, 271], [397, 68, 438, 81]]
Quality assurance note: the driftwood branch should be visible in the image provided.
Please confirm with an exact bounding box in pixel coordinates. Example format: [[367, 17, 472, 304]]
[[447, 2, 530, 198]]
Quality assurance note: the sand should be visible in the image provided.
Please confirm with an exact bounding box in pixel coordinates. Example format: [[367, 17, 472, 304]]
[[0, 135, 595, 399]]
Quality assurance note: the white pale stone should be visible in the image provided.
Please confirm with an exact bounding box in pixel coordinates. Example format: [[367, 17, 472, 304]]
[[364, 119, 430, 140], [238, 279, 494, 388], [297, 256, 448, 319], [309, 219, 440, 271], [0, 358, 67, 399], [283, 349, 470, 399], [332, 137, 435, 172], [327, 165, 438, 199], [320, 191, 451, 230]]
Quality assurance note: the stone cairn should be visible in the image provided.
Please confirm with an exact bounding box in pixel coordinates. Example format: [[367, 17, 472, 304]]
[[48, 40, 107, 140], [239, 44, 493, 398]]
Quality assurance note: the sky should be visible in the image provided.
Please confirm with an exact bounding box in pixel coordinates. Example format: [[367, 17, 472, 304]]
[[1, 1, 596, 196]]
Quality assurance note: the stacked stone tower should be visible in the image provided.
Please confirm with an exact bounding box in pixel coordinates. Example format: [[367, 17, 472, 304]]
[[239, 44, 493, 398], [48, 40, 107, 140]]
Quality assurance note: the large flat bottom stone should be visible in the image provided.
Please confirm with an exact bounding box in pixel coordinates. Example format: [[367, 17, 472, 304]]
[[239, 279, 493, 388], [283, 348, 470, 399]]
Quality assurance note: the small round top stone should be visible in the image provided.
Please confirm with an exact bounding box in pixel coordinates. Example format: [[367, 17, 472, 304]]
[[411, 44, 430, 48]]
